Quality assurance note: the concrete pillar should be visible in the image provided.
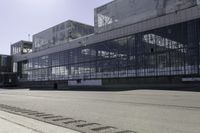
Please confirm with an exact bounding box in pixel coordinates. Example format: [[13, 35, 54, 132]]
[[156, 0, 166, 16]]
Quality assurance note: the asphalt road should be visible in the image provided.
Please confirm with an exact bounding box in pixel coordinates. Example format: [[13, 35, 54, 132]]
[[0, 89, 199, 133]]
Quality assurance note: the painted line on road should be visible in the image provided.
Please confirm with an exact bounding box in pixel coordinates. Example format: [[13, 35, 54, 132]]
[[0, 104, 137, 133]]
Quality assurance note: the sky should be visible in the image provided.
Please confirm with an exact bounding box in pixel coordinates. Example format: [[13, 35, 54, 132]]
[[0, 0, 112, 55]]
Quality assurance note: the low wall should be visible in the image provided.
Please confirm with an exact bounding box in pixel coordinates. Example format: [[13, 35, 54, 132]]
[[19, 75, 200, 90]]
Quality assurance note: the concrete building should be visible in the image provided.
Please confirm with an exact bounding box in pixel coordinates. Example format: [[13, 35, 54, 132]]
[[10, 0, 200, 89]]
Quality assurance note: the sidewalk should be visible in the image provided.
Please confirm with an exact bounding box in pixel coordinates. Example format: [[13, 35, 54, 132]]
[[0, 110, 80, 133], [0, 118, 39, 133]]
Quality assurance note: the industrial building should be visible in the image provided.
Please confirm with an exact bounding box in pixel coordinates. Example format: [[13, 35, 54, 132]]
[[9, 0, 200, 89]]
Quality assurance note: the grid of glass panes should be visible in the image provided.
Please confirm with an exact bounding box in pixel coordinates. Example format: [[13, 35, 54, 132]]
[[22, 18, 200, 81]]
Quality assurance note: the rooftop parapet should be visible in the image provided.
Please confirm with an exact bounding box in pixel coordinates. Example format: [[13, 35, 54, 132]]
[[11, 41, 32, 55], [32, 20, 94, 52], [94, 0, 200, 33]]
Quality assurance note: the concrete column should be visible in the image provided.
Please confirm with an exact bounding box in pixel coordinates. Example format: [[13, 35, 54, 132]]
[[156, 0, 166, 16]]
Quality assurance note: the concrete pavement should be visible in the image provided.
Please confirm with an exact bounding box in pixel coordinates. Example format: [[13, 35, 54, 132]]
[[0, 116, 39, 133], [0, 110, 80, 133], [0, 89, 200, 133]]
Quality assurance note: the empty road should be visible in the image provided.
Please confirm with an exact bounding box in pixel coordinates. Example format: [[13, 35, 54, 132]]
[[0, 89, 200, 133]]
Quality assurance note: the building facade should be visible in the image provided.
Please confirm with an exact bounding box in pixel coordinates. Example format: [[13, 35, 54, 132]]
[[0, 55, 17, 87], [11, 0, 200, 88]]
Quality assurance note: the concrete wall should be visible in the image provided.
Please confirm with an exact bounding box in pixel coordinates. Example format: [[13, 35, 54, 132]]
[[20, 80, 68, 89], [95, 0, 198, 33], [33, 20, 94, 52], [68, 80, 102, 86], [19, 75, 200, 90]]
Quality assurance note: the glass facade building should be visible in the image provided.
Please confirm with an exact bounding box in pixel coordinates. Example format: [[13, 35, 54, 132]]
[[0, 55, 17, 87], [10, 0, 200, 88], [33, 20, 94, 52], [20, 19, 200, 82], [0, 55, 12, 73]]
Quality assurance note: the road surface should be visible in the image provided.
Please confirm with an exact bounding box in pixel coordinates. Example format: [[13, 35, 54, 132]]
[[0, 89, 199, 133]]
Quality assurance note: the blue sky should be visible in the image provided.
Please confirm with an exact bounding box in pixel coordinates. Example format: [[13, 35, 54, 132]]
[[0, 0, 112, 55]]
